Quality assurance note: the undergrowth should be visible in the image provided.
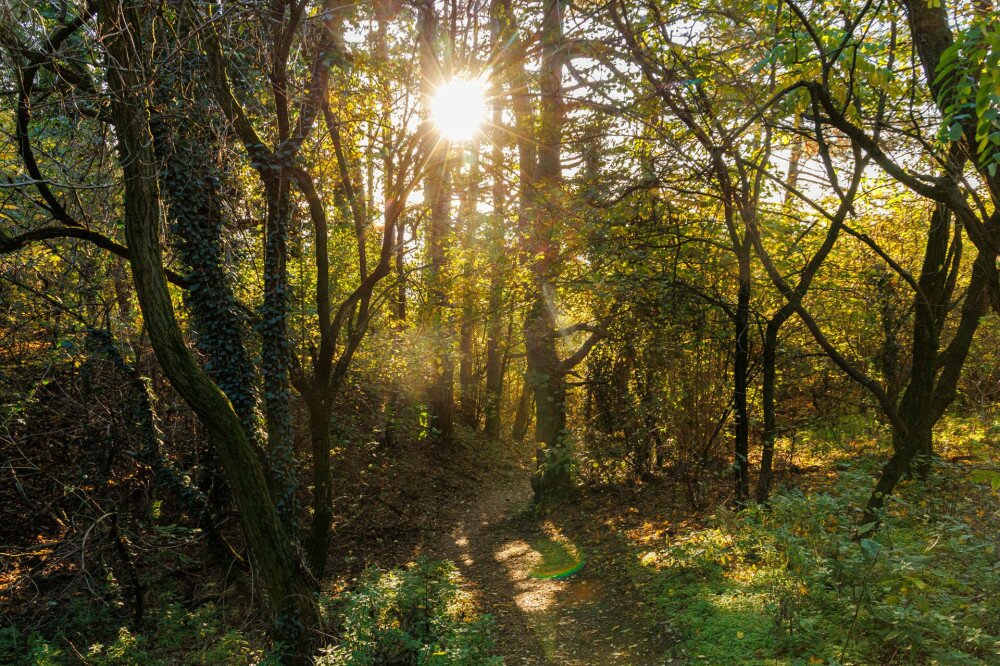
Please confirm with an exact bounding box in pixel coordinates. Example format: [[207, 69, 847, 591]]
[[0, 595, 270, 665], [1, 560, 499, 665], [628, 416, 1000, 665], [317, 558, 499, 665]]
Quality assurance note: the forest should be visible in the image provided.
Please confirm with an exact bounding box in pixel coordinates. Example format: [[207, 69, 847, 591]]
[[1, 0, 999, 663]]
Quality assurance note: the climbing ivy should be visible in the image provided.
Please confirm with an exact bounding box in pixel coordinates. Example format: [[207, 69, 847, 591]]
[[147, 29, 304, 535]]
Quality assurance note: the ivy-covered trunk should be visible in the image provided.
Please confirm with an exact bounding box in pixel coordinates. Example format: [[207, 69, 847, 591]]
[[98, 0, 317, 657], [150, 46, 263, 456], [260, 176, 299, 535]]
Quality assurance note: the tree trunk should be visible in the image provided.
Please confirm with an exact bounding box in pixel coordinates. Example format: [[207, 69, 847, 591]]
[[150, 53, 265, 461], [864, 425, 932, 527], [419, 0, 455, 443], [98, 1, 316, 656], [305, 397, 332, 577], [526, 293, 570, 500], [459, 316, 477, 425], [524, 0, 572, 502], [755, 319, 780, 503], [483, 289, 505, 437], [733, 260, 751, 505], [512, 379, 533, 442], [484, 1, 510, 439], [854, 0, 1000, 532], [458, 142, 482, 426], [863, 206, 990, 528], [260, 176, 299, 534]]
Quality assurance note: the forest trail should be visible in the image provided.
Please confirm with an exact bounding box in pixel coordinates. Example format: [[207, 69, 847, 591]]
[[420, 459, 676, 665]]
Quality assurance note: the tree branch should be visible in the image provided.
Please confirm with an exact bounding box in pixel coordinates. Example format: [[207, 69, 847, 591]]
[[0, 225, 190, 288]]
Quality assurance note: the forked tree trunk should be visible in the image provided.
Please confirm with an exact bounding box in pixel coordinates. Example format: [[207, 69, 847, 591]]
[[853, 0, 1000, 530], [862, 207, 988, 527], [98, 1, 316, 657]]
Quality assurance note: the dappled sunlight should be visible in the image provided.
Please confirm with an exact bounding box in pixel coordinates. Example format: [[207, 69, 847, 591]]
[[448, 525, 475, 567], [528, 532, 585, 579], [489, 537, 562, 660], [492, 538, 558, 612], [7, 0, 1000, 661]]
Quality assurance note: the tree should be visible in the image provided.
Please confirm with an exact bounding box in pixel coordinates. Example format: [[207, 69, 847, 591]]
[[96, 0, 317, 655]]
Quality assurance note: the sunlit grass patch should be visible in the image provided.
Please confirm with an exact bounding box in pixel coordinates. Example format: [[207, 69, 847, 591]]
[[674, 590, 779, 664]]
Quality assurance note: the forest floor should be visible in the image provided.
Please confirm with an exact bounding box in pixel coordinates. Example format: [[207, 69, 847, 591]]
[[376, 415, 1000, 665], [408, 442, 678, 665], [5, 393, 996, 664]]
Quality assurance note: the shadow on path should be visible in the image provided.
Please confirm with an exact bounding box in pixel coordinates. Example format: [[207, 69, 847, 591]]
[[420, 474, 676, 664]]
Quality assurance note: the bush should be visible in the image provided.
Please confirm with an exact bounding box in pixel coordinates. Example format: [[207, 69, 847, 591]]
[[317, 559, 500, 665], [0, 595, 263, 665]]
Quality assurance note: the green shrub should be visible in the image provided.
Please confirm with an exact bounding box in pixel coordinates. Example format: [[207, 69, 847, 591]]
[[0, 595, 262, 665], [317, 558, 500, 665]]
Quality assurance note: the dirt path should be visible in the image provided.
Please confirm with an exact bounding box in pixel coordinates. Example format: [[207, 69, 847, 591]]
[[419, 467, 676, 665]]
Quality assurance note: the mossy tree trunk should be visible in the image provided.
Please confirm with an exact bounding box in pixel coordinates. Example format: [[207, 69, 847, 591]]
[[97, 1, 317, 658]]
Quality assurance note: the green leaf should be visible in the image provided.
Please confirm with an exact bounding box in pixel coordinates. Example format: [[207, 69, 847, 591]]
[[860, 538, 882, 559], [857, 521, 878, 534], [970, 469, 1000, 492]]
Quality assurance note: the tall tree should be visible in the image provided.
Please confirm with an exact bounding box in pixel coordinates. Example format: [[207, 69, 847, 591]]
[[420, 0, 457, 443], [95, 0, 317, 656]]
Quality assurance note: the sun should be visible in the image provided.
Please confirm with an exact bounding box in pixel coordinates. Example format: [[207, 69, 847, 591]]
[[430, 78, 488, 142]]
